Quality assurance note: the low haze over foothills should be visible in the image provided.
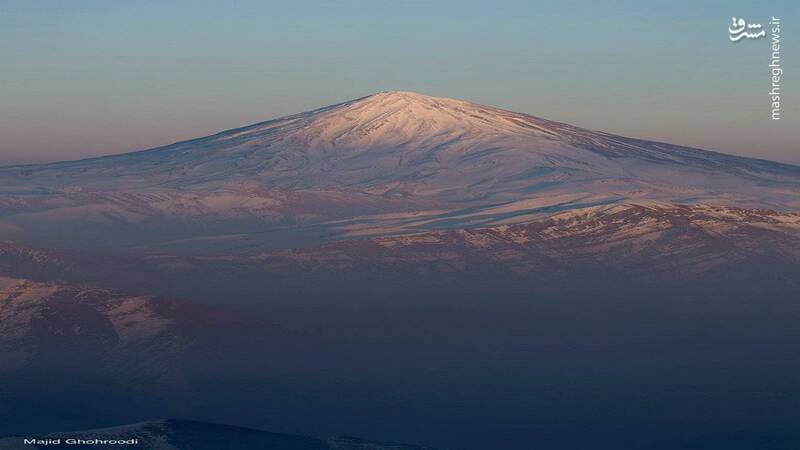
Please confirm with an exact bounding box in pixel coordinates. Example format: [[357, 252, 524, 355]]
[[1, 2, 799, 450]]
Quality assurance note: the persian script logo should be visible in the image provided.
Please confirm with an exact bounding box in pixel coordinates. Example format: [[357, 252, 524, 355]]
[[729, 17, 766, 41]]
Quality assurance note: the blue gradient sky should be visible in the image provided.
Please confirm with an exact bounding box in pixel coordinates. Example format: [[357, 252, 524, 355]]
[[1, 0, 797, 164]]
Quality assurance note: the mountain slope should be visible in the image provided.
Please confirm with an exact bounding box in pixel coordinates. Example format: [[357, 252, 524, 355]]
[[2, 92, 798, 199], [235, 202, 800, 287], [0, 277, 179, 375], [3, 199, 800, 300], [0, 276, 275, 435], [1, 92, 799, 251]]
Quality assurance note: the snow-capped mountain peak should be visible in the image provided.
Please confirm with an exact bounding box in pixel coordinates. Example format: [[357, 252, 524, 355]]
[[1, 92, 799, 251], [2, 91, 798, 199], [205, 90, 562, 153]]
